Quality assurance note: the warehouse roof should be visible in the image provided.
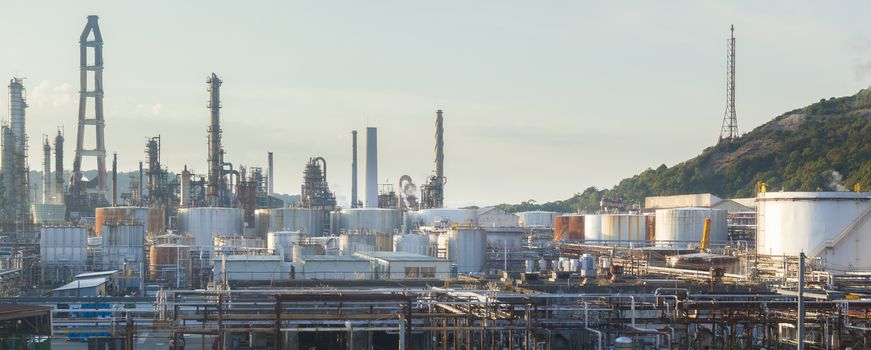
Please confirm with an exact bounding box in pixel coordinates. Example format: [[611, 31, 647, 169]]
[[298, 255, 367, 262], [52, 277, 108, 292]]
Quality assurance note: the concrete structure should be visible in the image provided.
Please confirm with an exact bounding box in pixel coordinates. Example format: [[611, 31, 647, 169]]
[[296, 255, 370, 280], [757, 192, 871, 271], [365, 127, 377, 208], [354, 251, 451, 280], [476, 207, 519, 227]]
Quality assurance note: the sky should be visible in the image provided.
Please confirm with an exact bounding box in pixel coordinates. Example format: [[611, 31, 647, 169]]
[[2, 1, 871, 208]]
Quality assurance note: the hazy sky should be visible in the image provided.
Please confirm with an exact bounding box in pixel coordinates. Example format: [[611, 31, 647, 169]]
[[3, 1, 871, 208]]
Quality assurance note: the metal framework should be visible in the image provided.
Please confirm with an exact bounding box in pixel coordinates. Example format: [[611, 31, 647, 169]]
[[72, 15, 108, 200], [719, 25, 739, 143], [421, 109, 446, 209]]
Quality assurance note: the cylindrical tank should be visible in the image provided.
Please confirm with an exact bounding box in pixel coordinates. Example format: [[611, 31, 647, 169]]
[[413, 209, 477, 227], [102, 223, 146, 270], [757, 192, 871, 271], [553, 216, 569, 240], [584, 215, 602, 241], [291, 243, 325, 262], [266, 208, 329, 236], [517, 211, 557, 227], [148, 243, 191, 285], [178, 207, 243, 248], [267, 231, 303, 261], [393, 233, 430, 256], [40, 226, 87, 266], [339, 233, 392, 255], [538, 258, 548, 271], [95, 207, 165, 235], [31, 204, 66, 224], [655, 208, 727, 244], [336, 208, 402, 234], [600, 214, 647, 243], [447, 228, 487, 273]]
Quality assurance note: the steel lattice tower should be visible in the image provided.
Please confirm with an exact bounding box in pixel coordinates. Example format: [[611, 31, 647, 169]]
[[72, 15, 108, 199], [719, 25, 738, 143]]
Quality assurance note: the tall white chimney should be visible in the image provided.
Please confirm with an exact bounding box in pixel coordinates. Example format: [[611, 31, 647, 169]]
[[365, 127, 378, 208]]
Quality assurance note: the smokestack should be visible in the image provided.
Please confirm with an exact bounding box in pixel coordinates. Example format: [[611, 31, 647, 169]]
[[54, 130, 64, 203], [43, 136, 51, 204], [365, 127, 377, 208], [112, 152, 117, 207], [351, 130, 358, 208], [435, 110, 444, 180], [267, 152, 274, 196], [138, 161, 143, 205], [180, 165, 192, 207], [206, 73, 223, 207]]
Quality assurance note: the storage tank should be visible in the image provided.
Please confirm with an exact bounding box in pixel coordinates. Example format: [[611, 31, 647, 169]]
[[517, 211, 557, 227], [267, 231, 303, 261], [600, 214, 647, 243], [148, 243, 191, 286], [95, 207, 165, 235], [291, 243, 326, 262], [413, 209, 477, 227], [40, 226, 87, 266], [655, 208, 727, 244], [757, 192, 871, 271], [336, 208, 402, 234], [264, 208, 329, 236], [584, 215, 602, 241], [339, 232, 392, 255], [554, 214, 584, 240], [393, 233, 431, 256], [101, 223, 146, 271], [31, 204, 66, 224], [446, 227, 487, 273], [178, 207, 243, 249]]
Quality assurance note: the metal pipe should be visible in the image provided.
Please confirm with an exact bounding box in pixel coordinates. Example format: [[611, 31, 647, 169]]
[[798, 252, 805, 350], [584, 302, 603, 350]]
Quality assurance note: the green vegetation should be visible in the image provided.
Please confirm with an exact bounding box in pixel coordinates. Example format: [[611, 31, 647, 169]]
[[497, 87, 871, 213]]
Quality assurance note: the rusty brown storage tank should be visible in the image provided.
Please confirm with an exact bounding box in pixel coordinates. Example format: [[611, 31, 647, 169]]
[[553, 216, 569, 240], [149, 243, 191, 286], [554, 215, 584, 240], [95, 207, 165, 235], [646, 214, 656, 240]]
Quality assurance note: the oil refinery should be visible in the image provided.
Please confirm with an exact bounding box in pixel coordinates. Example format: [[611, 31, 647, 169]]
[[1, 13, 871, 350]]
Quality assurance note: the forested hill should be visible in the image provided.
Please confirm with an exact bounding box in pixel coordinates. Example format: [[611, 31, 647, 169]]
[[498, 86, 871, 214]]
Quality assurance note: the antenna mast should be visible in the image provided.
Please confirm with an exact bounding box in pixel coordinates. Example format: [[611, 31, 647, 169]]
[[719, 25, 738, 143]]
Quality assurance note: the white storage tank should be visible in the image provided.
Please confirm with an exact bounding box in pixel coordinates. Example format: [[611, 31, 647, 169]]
[[178, 207, 243, 249], [413, 209, 477, 227], [517, 211, 557, 227], [600, 214, 646, 243], [446, 227, 487, 273], [757, 192, 871, 271], [393, 233, 431, 256], [40, 226, 87, 266], [101, 223, 146, 271], [336, 208, 402, 234], [655, 208, 727, 244], [265, 208, 329, 236], [339, 232, 393, 256], [584, 214, 602, 241], [291, 243, 326, 262], [267, 231, 303, 261]]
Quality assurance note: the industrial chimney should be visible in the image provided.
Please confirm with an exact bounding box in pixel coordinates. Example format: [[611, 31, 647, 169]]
[[54, 130, 64, 204], [43, 137, 51, 204], [267, 151, 274, 196], [351, 130, 358, 208], [365, 127, 377, 208]]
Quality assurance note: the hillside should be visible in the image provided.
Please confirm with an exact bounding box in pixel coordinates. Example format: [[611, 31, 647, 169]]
[[498, 86, 871, 213]]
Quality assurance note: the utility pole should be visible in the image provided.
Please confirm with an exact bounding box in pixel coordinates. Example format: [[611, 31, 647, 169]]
[[797, 252, 805, 350]]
